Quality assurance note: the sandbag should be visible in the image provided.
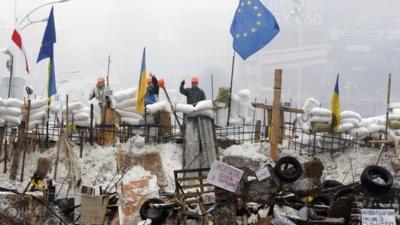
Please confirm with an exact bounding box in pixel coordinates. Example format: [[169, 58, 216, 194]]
[[28, 120, 42, 130], [0, 119, 4, 126], [62, 102, 84, 113], [3, 107, 22, 117], [340, 111, 362, 121], [4, 98, 24, 108], [0, 106, 5, 115], [175, 103, 195, 114], [121, 117, 141, 125], [302, 98, 320, 121], [29, 105, 48, 116], [238, 89, 251, 99], [188, 109, 214, 119], [29, 111, 47, 121], [215, 108, 227, 127], [3, 115, 23, 125], [30, 98, 48, 109], [194, 100, 213, 111], [75, 120, 90, 127], [368, 124, 386, 133], [389, 120, 400, 130], [75, 112, 90, 121], [309, 108, 331, 117], [50, 102, 61, 114], [229, 117, 243, 126], [113, 88, 137, 102], [115, 98, 137, 109], [389, 102, 400, 109], [116, 110, 143, 120], [341, 118, 360, 128], [230, 94, 240, 119], [388, 114, 400, 121], [350, 127, 369, 138], [311, 122, 331, 133], [146, 101, 167, 114], [336, 123, 354, 133], [0, 98, 4, 106], [310, 116, 331, 124]]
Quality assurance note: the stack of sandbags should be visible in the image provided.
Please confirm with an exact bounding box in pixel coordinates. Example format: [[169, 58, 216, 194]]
[[228, 94, 241, 125], [0, 98, 4, 126], [309, 108, 332, 133], [50, 100, 61, 114], [113, 88, 144, 126], [174, 100, 214, 119], [237, 89, 254, 125], [301, 98, 320, 121], [73, 106, 91, 127], [3, 98, 24, 127], [26, 98, 49, 130]]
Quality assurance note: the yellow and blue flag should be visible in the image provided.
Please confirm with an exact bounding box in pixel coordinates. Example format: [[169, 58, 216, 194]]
[[331, 74, 341, 133], [136, 48, 147, 112], [230, 0, 280, 60], [37, 7, 56, 98]]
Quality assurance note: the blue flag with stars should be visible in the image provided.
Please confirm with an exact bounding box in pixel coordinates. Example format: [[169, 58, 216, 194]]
[[230, 0, 280, 60]]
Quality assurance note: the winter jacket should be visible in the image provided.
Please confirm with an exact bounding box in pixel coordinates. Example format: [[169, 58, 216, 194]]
[[146, 76, 159, 105], [89, 86, 106, 105], [179, 85, 206, 105]]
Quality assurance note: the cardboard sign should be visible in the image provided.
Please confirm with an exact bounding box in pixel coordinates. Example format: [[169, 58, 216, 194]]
[[271, 216, 297, 225], [201, 192, 216, 205], [255, 166, 271, 181], [206, 160, 244, 192], [361, 209, 396, 225]]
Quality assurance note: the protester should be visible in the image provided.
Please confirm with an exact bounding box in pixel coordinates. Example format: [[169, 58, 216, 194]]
[[179, 76, 206, 106], [145, 74, 159, 105], [89, 76, 112, 107]]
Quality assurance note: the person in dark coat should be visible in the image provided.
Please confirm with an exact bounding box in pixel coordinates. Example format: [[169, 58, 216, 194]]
[[179, 76, 206, 106], [145, 74, 159, 105]]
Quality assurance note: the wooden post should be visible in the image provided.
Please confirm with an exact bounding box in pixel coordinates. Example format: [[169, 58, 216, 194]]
[[89, 104, 94, 145], [20, 100, 31, 182], [384, 73, 391, 152], [66, 95, 69, 137], [270, 69, 282, 162]]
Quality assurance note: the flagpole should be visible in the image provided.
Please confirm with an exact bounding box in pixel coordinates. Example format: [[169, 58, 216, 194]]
[[226, 51, 236, 127], [7, 55, 14, 98]]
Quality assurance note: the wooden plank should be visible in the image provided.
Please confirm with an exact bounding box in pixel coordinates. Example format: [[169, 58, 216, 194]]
[[197, 116, 217, 168], [255, 120, 261, 142], [252, 103, 304, 113], [183, 117, 201, 169], [270, 69, 282, 162]]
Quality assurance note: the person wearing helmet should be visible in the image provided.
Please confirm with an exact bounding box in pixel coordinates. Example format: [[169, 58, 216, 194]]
[[179, 76, 206, 105], [89, 76, 108, 107], [145, 73, 159, 105]]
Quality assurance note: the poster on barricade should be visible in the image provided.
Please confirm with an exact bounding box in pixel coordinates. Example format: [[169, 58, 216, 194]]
[[206, 160, 244, 193], [361, 209, 396, 225]]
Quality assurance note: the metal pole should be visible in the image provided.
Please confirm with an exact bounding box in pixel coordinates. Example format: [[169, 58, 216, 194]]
[[227, 51, 236, 127], [107, 55, 111, 87], [8, 55, 14, 98], [211, 74, 214, 100]]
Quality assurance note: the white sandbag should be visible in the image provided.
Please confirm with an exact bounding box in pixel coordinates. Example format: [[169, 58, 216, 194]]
[[75, 120, 90, 127], [389, 114, 400, 121], [50, 102, 61, 114], [194, 100, 213, 111], [175, 103, 195, 114], [29, 105, 49, 116], [367, 124, 386, 133], [116, 109, 143, 120], [115, 98, 137, 109], [340, 110, 362, 121], [5, 98, 24, 108], [229, 117, 243, 126], [27, 120, 42, 130], [215, 108, 227, 127], [238, 89, 251, 99], [230, 94, 240, 119], [3, 115, 22, 125], [3, 107, 22, 117], [309, 108, 331, 117], [350, 127, 369, 138], [29, 111, 47, 121], [0, 98, 4, 106], [0, 119, 4, 126], [341, 118, 360, 128], [310, 116, 332, 124], [336, 123, 354, 133], [121, 117, 141, 125], [360, 117, 379, 127], [189, 109, 214, 119], [376, 117, 387, 126], [392, 108, 400, 115], [121, 106, 143, 114], [62, 102, 84, 113], [389, 102, 400, 109], [30, 98, 48, 109], [74, 112, 90, 121], [0, 106, 5, 115], [146, 101, 167, 114], [302, 98, 320, 120], [113, 88, 137, 102]]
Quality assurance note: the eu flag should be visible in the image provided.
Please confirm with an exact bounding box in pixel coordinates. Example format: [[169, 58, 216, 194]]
[[37, 6, 57, 97], [230, 0, 280, 60]]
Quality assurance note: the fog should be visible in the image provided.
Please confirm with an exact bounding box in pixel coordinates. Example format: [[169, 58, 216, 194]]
[[0, 0, 399, 116]]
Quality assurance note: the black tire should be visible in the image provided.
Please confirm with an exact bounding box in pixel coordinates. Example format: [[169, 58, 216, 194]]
[[322, 180, 343, 189], [360, 165, 393, 194], [312, 194, 335, 216], [139, 198, 169, 224], [274, 156, 303, 183]]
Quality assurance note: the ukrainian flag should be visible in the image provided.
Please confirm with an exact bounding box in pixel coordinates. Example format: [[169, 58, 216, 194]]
[[136, 48, 147, 112], [331, 74, 341, 133]]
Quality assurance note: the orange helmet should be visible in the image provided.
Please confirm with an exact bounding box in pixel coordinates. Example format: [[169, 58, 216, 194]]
[[191, 76, 199, 83], [146, 77, 152, 84], [97, 77, 105, 84], [158, 79, 165, 88]]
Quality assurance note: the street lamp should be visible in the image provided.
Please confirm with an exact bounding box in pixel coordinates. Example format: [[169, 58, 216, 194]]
[[18, 0, 71, 27], [1, 48, 14, 98]]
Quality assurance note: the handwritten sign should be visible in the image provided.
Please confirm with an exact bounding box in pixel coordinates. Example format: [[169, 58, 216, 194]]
[[271, 216, 297, 225], [206, 160, 244, 193], [201, 193, 216, 205], [361, 209, 396, 225], [255, 166, 271, 181]]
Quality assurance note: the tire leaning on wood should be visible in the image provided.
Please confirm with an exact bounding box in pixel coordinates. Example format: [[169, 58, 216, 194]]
[[360, 165, 393, 194], [139, 198, 169, 225], [274, 156, 303, 183]]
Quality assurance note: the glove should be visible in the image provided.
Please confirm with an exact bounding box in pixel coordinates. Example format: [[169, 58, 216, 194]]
[[181, 80, 185, 86]]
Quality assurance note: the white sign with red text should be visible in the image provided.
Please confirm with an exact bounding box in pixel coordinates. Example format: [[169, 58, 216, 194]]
[[207, 160, 244, 193]]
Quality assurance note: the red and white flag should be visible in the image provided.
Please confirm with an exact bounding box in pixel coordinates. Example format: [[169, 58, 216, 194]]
[[10, 28, 29, 74]]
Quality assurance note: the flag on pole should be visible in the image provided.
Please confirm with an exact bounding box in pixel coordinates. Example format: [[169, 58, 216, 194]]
[[230, 0, 280, 60], [136, 48, 147, 113], [11, 28, 29, 74], [37, 6, 57, 98], [331, 74, 341, 133]]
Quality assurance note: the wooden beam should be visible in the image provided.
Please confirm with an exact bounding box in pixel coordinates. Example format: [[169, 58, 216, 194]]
[[252, 102, 304, 114], [270, 69, 282, 162]]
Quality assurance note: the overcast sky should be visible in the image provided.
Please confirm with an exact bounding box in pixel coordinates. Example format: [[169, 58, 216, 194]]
[[1, 0, 400, 116]]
